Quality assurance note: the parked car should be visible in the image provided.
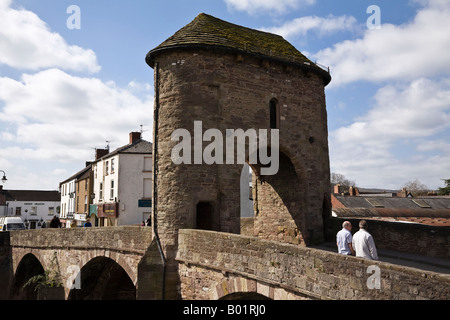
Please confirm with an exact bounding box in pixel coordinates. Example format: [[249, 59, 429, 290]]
[[0, 217, 26, 231]]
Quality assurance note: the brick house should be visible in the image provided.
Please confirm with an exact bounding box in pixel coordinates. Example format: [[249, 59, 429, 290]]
[[59, 164, 93, 227]]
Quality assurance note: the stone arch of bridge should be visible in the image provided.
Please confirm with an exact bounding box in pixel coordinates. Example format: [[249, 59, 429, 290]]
[[220, 292, 271, 300], [10, 253, 45, 300], [211, 275, 311, 300], [13, 250, 47, 275], [12, 248, 138, 299], [67, 256, 136, 300], [78, 251, 138, 286], [211, 275, 308, 300], [212, 276, 273, 300]]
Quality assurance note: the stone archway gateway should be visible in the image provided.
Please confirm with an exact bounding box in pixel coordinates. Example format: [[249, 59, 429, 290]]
[[146, 13, 331, 299]]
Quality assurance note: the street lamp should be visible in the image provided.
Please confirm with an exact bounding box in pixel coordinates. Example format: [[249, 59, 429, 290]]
[[0, 170, 6, 183]]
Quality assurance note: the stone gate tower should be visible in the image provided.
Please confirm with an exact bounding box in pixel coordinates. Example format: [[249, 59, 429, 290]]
[[145, 13, 331, 299]]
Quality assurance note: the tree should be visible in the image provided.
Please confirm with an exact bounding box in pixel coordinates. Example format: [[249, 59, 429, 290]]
[[331, 173, 356, 187], [402, 179, 429, 196], [438, 179, 450, 195]]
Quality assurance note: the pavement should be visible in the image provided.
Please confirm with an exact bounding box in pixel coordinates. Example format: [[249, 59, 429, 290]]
[[313, 242, 450, 275]]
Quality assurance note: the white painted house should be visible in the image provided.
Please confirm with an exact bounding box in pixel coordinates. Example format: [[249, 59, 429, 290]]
[[59, 164, 92, 228], [0, 186, 61, 229], [91, 132, 152, 227], [59, 177, 75, 227]]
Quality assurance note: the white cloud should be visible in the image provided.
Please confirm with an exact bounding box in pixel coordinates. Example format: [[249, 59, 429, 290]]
[[262, 15, 358, 39], [0, 68, 154, 162], [224, 0, 315, 15], [314, 0, 450, 86], [330, 77, 450, 189], [416, 139, 450, 153], [334, 78, 450, 146], [0, 0, 100, 73], [51, 168, 68, 176]]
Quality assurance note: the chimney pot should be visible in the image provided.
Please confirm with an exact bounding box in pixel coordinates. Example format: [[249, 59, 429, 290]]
[[129, 132, 141, 144]]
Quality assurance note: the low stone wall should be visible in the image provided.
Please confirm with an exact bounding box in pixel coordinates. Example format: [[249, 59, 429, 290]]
[[8, 226, 154, 254], [177, 229, 450, 300]]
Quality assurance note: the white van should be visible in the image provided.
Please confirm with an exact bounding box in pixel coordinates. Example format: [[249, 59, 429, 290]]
[[0, 217, 26, 231]]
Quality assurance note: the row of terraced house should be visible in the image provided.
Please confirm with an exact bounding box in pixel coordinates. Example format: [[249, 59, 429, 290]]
[[58, 132, 153, 228]]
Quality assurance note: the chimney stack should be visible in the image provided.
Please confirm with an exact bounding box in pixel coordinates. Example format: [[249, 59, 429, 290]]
[[129, 132, 141, 144], [95, 148, 109, 160], [398, 188, 408, 197]]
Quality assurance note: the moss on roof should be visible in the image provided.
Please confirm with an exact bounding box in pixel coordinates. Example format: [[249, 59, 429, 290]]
[[146, 13, 330, 84]]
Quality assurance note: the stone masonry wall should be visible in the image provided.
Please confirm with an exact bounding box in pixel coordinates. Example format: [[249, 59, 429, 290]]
[[177, 229, 450, 300], [2, 227, 154, 299], [9, 226, 153, 254]]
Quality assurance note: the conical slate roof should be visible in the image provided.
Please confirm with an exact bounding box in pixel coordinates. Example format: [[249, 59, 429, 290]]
[[146, 13, 331, 85]]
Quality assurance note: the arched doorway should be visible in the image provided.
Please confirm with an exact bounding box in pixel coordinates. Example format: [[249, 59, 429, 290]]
[[196, 202, 214, 230], [10, 254, 45, 300], [240, 163, 254, 218], [68, 257, 136, 300]]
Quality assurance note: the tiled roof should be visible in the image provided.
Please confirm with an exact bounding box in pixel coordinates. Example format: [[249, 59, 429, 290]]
[[146, 13, 331, 85], [335, 195, 450, 210], [100, 139, 152, 159], [332, 195, 450, 226], [60, 164, 92, 185], [4, 190, 60, 202]]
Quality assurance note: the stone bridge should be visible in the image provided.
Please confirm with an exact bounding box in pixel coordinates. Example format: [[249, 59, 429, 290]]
[[0, 227, 449, 300], [0, 227, 154, 300]]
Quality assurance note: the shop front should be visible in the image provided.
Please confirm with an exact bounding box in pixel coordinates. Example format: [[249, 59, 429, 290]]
[[89, 204, 98, 227], [97, 202, 119, 227]]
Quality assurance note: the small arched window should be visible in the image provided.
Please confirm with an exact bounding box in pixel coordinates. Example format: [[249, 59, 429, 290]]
[[269, 98, 279, 129]]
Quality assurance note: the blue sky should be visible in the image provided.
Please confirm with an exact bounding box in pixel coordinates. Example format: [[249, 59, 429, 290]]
[[1, 0, 449, 191]]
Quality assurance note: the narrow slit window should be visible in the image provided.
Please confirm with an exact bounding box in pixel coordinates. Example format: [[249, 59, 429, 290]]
[[269, 99, 278, 129]]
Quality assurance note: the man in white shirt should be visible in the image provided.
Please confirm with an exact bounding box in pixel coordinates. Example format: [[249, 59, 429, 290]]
[[336, 221, 355, 255], [352, 220, 378, 260]]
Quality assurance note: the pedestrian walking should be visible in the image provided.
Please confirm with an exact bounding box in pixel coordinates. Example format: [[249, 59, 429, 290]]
[[49, 215, 61, 228], [352, 220, 378, 260], [336, 221, 355, 255], [84, 218, 92, 227]]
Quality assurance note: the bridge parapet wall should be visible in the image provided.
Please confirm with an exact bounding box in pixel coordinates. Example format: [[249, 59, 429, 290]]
[[176, 229, 450, 300], [9, 226, 153, 253]]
